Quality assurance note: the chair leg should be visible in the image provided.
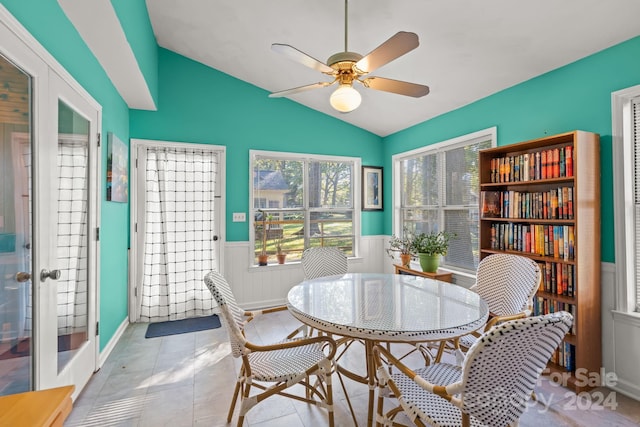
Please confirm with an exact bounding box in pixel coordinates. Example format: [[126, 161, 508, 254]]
[[376, 387, 385, 427], [227, 380, 242, 423], [325, 373, 335, 427], [461, 412, 470, 427], [237, 378, 253, 427]]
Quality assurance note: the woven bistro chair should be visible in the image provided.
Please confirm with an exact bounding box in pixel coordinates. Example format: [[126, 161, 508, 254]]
[[299, 246, 348, 339], [301, 246, 348, 280], [204, 271, 337, 427], [374, 311, 573, 427], [432, 254, 541, 363]]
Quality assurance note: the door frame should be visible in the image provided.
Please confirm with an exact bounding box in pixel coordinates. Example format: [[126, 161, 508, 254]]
[[128, 139, 226, 322], [0, 5, 101, 397]]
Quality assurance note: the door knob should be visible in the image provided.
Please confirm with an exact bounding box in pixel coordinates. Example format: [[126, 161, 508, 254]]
[[40, 269, 62, 282], [15, 272, 31, 283]]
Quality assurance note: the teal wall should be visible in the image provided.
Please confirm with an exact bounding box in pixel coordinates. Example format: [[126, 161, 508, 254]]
[[3, 0, 639, 353], [2, 0, 131, 350], [383, 36, 640, 263], [112, 0, 158, 107], [130, 48, 384, 240]]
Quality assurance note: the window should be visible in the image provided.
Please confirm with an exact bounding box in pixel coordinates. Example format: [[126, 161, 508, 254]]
[[250, 151, 360, 265], [393, 128, 496, 273], [613, 86, 640, 313]]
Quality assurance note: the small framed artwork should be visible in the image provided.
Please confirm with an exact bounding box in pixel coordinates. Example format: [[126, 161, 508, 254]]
[[362, 166, 383, 211], [106, 132, 128, 202]]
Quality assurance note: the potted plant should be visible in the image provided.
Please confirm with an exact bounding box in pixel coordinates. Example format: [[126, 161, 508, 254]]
[[386, 230, 415, 267], [275, 237, 287, 264], [256, 209, 268, 266], [411, 230, 455, 273]]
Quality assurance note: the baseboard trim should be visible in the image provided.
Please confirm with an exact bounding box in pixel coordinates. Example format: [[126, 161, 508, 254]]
[[610, 377, 640, 402], [97, 317, 128, 369]]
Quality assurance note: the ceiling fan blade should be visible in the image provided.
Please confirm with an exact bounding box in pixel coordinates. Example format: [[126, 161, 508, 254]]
[[362, 77, 430, 98], [269, 81, 334, 98], [271, 44, 335, 74], [355, 32, 419, 74]]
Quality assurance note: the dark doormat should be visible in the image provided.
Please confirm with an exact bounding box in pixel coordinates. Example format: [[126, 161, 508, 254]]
[[145, 315, 221, 338]]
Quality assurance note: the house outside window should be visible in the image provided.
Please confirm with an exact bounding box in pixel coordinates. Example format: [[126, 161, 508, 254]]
[[250, 151, 360, 265], [392, 128, 496, 273]]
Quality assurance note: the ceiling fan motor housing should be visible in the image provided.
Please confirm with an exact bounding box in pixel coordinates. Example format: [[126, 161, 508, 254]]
[[327, 51, 363, 84]]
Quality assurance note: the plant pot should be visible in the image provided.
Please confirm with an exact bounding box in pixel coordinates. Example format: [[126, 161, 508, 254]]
[[418, 253, 440, 273], [258, 254, 268, 266], [400, 253, 412, 268], [277, 253, 287, 264]]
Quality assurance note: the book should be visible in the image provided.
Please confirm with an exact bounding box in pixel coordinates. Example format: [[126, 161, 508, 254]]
[[481, 191, 502, 218], [565, 145, 573, 177], [553, 148, 560, 178]]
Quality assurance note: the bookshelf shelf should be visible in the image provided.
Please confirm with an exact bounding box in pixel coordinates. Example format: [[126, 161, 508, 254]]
[[480, 249, 577, 265], [481, 176, 575, 188], [479, 130, 601, 393]]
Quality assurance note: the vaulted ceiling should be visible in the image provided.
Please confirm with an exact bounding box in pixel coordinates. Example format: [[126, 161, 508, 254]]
[[62, 0, 640, 137]]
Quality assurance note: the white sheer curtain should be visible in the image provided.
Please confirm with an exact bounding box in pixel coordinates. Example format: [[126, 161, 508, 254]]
[[138, 147, 218, 322], [56, 137, 88, 334]]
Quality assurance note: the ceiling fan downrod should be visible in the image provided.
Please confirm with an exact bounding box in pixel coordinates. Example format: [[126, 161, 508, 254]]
[[343, 0, 348, 52]]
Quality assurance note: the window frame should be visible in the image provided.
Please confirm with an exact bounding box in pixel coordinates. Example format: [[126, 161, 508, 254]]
[[612, 84, 640, 314], [392, 127, 497, 274], [249, 150, 361, 266]]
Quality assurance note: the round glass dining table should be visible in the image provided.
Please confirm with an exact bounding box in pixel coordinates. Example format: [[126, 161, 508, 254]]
[[287, 273, 489, 427]]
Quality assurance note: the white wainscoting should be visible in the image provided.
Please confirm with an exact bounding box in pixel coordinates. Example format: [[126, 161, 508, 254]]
[[223, 236, 388, 310], [602, 262, 640, 401]]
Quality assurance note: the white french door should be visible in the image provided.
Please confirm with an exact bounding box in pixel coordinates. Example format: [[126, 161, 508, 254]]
[[37, 71, 99, 393], [0, 6, 100, 398]]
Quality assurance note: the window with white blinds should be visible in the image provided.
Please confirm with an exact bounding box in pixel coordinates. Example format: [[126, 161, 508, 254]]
[[394, 129, 495, 273], [633, 99, 640, 312]]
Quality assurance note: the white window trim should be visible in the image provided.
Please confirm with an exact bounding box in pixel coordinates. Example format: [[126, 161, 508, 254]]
[[249, 150, 361, 266], [391, 127, 497, 274], [612, 84, 640, 314]]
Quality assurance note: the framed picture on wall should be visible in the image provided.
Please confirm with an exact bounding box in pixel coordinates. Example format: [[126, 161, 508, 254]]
[[106, 132, 128, 202], [362, 166, 383, 211]]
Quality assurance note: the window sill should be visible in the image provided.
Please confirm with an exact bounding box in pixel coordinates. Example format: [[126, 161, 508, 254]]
[[248, 256, 363, 272], [612, 310, 640, 328]]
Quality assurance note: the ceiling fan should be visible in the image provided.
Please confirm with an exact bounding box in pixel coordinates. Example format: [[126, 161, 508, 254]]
[[268, 0, 430, 113]]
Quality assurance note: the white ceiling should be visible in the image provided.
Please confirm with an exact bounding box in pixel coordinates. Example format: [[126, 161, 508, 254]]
[[145, 0, 639, 137]]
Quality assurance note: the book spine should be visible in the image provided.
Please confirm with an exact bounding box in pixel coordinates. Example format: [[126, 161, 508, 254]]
[[565, 145, 573, 177]]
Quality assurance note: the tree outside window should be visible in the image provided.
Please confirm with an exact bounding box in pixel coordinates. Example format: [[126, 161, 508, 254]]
[[395, 130, 494, 273], [251, 152, 357, 265]]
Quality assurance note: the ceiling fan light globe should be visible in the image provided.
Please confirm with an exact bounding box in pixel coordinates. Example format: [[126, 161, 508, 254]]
[[330, 84, 361, 113]]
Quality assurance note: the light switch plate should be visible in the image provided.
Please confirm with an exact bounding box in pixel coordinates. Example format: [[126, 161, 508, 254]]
[[232, 212, 246, 222]]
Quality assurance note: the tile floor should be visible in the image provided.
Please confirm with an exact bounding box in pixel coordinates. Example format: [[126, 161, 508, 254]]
[[67, 310, 640, 426]]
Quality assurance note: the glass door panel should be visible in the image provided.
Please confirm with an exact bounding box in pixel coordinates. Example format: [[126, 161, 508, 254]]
[[56, 100, 89, 372], [0, 53, 33, 395]]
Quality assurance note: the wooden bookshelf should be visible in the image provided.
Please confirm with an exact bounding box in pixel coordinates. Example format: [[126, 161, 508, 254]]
[[478, 130, 601, 392]]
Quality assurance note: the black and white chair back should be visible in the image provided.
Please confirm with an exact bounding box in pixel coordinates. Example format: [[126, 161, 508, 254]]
[[474, 253, 541, 317], [301, 247, 348, 280]]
